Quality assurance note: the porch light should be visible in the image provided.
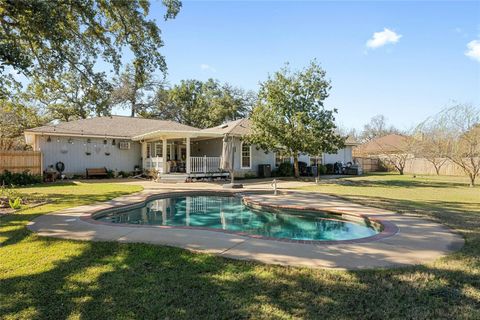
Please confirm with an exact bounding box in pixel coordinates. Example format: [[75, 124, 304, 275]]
[[47, 136, 51, 142]]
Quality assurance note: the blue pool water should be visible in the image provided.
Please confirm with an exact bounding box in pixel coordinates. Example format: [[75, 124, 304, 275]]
[[96, 195, 379, 241]]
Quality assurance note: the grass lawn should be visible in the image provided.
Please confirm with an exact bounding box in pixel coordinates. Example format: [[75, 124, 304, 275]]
[[1, 177, 479, 319]]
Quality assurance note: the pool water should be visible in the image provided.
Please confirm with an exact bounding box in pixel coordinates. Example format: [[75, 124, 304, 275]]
[[96, 195, 379, 241]]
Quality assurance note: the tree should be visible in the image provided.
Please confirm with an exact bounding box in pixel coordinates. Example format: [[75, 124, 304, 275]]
[[111, 65, 159, 117], [247, 61, 345, 178], [25, 69, 112, 122], [414, 120, 449, 175], [377, 135, 415, 175], [0, 98, 46, 150], [360, 114, 400, 142], [149, 79, 254, 128], [0, 0, 181, 96], [435, 104, 480, 187]]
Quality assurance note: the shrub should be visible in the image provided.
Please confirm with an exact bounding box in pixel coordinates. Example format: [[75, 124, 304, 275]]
[[325, 163, 334, 174], [318, 164, 327, 175], [276, 162, 294, 177], [8, 197, 22, 209], [0, 170, 42, 186]]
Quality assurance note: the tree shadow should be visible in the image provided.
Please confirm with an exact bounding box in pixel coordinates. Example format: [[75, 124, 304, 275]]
[[1, 235, 479, 319]]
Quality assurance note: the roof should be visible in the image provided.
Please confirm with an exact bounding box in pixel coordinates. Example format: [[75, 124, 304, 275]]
[[200, 118, 252, 136], [25, 116, 199, 139], [354, 134, 409, 155]]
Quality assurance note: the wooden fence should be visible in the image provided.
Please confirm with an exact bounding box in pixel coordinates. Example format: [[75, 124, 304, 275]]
[[355, 155, 467, 176], [0, 151, 42, 175], [353, 157, 381, 172]]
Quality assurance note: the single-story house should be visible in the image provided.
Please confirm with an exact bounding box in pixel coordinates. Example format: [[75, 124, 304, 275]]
[[24, 116, 358, 181]]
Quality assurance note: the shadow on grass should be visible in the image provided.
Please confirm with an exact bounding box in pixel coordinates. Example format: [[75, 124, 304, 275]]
[[1, 233, 479, 319], [1, 182, 479, 319], [324, 178, 473, 189]]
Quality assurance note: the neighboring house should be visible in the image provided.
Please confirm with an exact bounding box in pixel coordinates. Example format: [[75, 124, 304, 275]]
[[353, 134, 410, 156], [24, 116, 358, 180]]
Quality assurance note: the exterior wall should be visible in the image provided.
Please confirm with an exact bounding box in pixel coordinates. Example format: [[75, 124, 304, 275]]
[[323, 146, 353, 164], [35, 135, 142, 176], [232, 137, 275, 178], [191, 138, 223, 157]]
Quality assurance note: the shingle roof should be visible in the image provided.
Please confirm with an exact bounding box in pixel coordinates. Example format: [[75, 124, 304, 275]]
[[354, 134, 408, 155], [25, 116, 200, 139], [200, 118, 252, 136]]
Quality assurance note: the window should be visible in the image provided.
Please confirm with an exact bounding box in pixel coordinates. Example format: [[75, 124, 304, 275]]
[[146, 143, 151, 158], [241, 142, 251, 169], [154, 142, 163, 157]]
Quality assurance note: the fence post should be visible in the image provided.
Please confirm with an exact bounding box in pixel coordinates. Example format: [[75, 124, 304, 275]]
[[203, 155, 207, 173]]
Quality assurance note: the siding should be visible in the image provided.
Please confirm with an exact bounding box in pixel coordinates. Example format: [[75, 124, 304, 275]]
[[192, 137, 275, 177], [35, 135, 141, 176], [323, 146, 353, 164]]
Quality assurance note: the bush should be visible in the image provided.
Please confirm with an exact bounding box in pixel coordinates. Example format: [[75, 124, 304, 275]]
[[0, 170, 42, 186], [318, 164, 327, 175], [325, 163, 334, 174], [276, 162, 294, 177]]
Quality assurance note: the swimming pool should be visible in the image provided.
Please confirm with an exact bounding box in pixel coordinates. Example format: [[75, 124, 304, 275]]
[[95, 195, 381, 241]]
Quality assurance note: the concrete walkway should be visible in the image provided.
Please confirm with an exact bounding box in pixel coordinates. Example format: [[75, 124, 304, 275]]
[[27, 180, 464, 269]]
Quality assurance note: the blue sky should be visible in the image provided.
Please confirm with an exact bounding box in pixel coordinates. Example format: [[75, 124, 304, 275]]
[[122, 1, 479, 130]]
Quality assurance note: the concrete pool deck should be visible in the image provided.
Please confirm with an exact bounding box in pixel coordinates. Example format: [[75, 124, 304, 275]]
[[27, 180, 464, 269]]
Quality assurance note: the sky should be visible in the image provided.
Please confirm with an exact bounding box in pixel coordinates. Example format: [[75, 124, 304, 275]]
[[106, 1, 479, 130]]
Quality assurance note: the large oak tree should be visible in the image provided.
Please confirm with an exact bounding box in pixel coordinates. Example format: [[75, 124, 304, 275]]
[[0, 0, 181, 96]]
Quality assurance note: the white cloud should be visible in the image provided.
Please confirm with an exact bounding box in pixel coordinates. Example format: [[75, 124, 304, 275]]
[[200, 64, 216, 72], [465, 40, 480, 62], [366, 28, 402, 49]]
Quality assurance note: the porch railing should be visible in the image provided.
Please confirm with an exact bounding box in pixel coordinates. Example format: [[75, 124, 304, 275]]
[[144, 157, 164, 173], [144, 156, 223, 174], [190, 156, 222, 173]]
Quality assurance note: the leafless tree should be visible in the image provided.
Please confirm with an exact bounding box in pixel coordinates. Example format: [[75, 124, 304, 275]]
[[432, 104, 480, 186]]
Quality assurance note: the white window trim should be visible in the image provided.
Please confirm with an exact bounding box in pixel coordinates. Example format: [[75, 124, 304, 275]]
[[240, 142, 252, 169]]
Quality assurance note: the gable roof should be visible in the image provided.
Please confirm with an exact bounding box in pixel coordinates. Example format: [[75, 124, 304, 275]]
[[25, 116, 199, 139], [200, 118, 252, 136], [354, 134, 408, 155]]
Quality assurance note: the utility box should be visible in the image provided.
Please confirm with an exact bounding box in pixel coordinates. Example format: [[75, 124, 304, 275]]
[[258, 164, 272, 178]]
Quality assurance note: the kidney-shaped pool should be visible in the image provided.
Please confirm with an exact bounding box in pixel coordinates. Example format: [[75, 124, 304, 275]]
[[94, 195, 382, 242]]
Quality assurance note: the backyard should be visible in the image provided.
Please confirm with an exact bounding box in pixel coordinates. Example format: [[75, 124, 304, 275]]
[[0, 174, 479, 319]]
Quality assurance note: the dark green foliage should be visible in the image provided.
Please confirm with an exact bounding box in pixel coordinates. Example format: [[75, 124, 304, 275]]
[[0, 0, 182, 96], [0, 170, 42, 186], [247, 61, 345, 177], [147, 79, 255, 128], [318, 164, 327, 175], [325, 163, 334, 174], [276, 162, 294, 177]]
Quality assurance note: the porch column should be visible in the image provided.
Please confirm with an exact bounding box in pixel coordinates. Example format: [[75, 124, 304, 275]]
[[186, 137, 191, 174], [162, 138, 168, 174], [141, 142, 147, 169]]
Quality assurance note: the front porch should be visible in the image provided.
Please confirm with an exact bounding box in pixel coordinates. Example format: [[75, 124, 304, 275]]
[[139, 135, 229, 180]]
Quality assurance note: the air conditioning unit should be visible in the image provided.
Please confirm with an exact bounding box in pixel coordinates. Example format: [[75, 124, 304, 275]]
[[118, 141, 131, 150]]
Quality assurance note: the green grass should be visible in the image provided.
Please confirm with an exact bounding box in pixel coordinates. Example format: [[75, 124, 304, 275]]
[[1, 177, 479, 319]]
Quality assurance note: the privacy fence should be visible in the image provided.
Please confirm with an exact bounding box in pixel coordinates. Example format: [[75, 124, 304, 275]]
[[355, 156, 466, 176], [0, 151, 42, 175]]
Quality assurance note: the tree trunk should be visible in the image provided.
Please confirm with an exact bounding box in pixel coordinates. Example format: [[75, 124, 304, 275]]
[[293, 154, 300, 178], [469, 174, 475, 187], [434, 165, 441, 175], [131, 103, 135, 117], [398, 167, 404, 175]]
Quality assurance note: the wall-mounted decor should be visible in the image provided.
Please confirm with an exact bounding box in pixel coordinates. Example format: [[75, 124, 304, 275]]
[[112, 139, 116, 146], [47, 136, 51, 142], [118, 141, 131, 150]]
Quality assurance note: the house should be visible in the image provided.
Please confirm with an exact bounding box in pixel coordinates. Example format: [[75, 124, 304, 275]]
[[24, 116, 358, 181], [353, 134, 410, 157]]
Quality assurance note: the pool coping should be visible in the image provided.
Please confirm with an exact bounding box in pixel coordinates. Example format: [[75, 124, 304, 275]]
[[82, 190, 399, 245], [27, 184, 465, 269]]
